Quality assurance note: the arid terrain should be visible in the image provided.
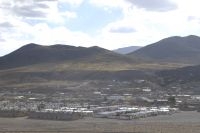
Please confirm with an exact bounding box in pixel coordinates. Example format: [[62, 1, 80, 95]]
[[1, 0, 200, 132], [0, 111, 199, 133]]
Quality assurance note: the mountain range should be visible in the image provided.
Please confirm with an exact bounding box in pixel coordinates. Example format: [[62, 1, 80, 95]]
[[1, 35, 200, 92], [3, 35, 198, 71], [2, 35, 200, 71]]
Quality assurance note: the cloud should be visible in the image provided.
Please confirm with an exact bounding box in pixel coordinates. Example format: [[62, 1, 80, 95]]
[[0, 36, 5, 42], [187, 16, 200, 22], [0, 0, 50, 18], [0, 0, 78, 25], [109, 26, 136, 33], [13, 5, 47, 18], [34, 0, 57, 2], [89, 0, 124, 7], [34, 3, 50, 9], [0, 39, 5, 42], [0, 21, 98, 56], [59, 0, 84, 7], [0, 22, 14, 28], [126, 0, 177, 12], [188, 16, 196, 21]]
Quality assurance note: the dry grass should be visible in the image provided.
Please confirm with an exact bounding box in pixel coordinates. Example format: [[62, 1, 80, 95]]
[[0, 61, 190, 73], [0, 112, 199, 133]]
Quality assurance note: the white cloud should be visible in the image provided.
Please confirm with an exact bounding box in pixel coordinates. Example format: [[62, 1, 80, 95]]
[[59, 0, 84, 6], [30, 24, 96, 47], [126, 0, 177, 12], [109, 26, 136, 33], [0, 21, 98, 56], [91, 0, 200, 48], [89, 0, 125, 8]]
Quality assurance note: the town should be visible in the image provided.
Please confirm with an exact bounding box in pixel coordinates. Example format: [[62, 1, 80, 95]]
[[0, 79, 200, 121]]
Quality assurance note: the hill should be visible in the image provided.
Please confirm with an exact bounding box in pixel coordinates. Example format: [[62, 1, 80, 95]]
[[129, 35, 200, 64], [0, 43, 193, 92], [0, 43, 135, 70], [114, 46, 142, 54], [0, 43, 162, 92]]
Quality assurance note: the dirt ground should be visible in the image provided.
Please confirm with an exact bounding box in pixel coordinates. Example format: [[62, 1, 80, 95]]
[[0, 111, 200, 133]]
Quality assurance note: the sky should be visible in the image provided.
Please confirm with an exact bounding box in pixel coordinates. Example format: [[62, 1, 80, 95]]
[[1, 0, 200, 56]]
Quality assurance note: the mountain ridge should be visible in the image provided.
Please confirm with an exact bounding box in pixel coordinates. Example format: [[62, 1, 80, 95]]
[[0, 43, 135, 70], [128, 35, 200, 64]]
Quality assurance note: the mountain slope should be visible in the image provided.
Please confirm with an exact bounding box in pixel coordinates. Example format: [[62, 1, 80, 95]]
[[114, 46, 142, 54], [0, 43, 135, 70], [0, 44, 158, 91], [157, 65, 200, 85], [128, 35, 200, 64]]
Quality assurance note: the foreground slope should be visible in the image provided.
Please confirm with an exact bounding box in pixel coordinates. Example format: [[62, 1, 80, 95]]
[[129, 35, 200, 64], [157, 64, 200, 84], [155, 64, 200, 94]]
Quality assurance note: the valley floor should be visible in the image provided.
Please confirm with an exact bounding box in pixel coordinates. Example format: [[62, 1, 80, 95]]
[[0, 111, 200, 133]]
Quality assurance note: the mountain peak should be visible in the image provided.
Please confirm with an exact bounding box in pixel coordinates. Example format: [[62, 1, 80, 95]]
[[89, 46, 104, 50], [22, 43, 41, 49], [186, 35, 200, 38], [50, 44, 78, 49]]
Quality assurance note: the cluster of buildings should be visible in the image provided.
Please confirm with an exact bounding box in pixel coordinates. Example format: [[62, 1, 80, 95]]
[[94, 106, 178, 120], [0, 100, 197, 121], [0, 99, 179, 121], [29, 105, 179, 121]]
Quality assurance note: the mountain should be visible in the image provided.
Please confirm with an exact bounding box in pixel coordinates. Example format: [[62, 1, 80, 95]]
[[114, 46, 142, 54], [0, 43, 135, 70], [0, 42, 194, 93], [0, 43, 159, 91], [128, 35, 200, 64]]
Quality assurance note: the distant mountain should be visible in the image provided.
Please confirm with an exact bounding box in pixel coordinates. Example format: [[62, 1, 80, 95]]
[[114, 46, 142, 54], [129, 35, 200, 64], [0, 43, 135, 70]]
